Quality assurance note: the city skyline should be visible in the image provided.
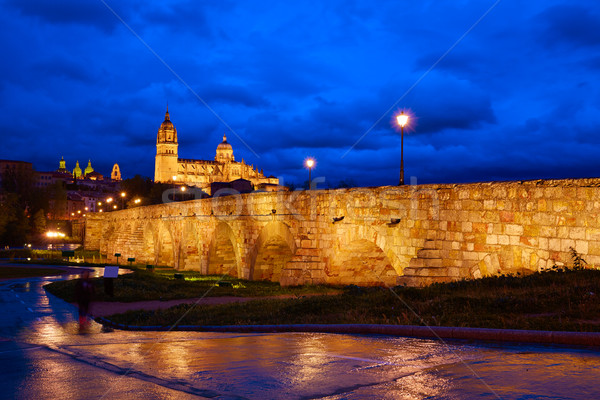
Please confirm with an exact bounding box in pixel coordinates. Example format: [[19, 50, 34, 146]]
[[1, 1, 599, 187]]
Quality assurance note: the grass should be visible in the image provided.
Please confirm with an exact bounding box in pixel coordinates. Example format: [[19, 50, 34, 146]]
[[43, 267, 337, 303], [0, 266, 66, 279], [103, 267, 600, 332]]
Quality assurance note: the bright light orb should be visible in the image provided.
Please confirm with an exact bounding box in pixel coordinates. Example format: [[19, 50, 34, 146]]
[[180, 186, 187, 192], [305, 158, 315, 169], [396, 112, 409, 128], [120, 192, 126, 198]]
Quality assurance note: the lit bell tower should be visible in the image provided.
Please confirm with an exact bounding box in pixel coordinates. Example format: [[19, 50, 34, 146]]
[[154, 107, 179, 183]]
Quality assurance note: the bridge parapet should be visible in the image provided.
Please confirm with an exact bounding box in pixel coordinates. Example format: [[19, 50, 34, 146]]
[[85, 179, 600, 286]]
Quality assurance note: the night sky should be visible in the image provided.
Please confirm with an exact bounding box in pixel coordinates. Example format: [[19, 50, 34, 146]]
[[1, 1, 599, 188]]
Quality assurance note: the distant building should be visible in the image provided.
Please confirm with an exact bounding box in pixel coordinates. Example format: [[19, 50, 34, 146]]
[[73, 160, 83, 179], [84, 160, 94, 176], [111, 163, 121, 181], [154, 108, 279, 194], [0, 160, 34, 192]]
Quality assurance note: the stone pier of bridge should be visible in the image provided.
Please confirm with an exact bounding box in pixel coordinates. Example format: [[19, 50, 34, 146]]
[[85, 179, 600, 286]]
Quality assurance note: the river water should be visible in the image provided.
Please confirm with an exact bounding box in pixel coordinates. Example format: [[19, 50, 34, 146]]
[[0, 270, 599, 399]]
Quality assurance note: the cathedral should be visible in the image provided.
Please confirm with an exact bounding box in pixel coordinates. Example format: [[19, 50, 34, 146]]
[[154, 108, 279, 194]]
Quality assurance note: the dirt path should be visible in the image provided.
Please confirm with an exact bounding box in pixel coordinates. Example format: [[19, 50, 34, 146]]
[[88, 297, 257, 317], [86, 293, 330, 317]]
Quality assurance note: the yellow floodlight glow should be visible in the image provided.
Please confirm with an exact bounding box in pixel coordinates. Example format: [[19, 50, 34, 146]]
[[305, 157, 315, 169], [46, 231, 66, 238]]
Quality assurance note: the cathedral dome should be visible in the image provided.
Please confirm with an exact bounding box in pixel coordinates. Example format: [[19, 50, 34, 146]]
[[217, 135, 232, 150], [215, 134, 234, 162], [157, 108, 177, 144]]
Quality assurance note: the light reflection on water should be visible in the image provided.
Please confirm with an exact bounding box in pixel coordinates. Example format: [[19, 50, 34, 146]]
[[4, 275, 600, 399]]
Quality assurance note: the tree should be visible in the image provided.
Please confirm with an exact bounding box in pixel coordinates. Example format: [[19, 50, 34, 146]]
[[32, 209, 47, 234], [0, 193, 29, 247]]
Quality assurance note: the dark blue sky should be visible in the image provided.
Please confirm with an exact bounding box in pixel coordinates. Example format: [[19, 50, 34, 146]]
[[1, 1, 599, 187]]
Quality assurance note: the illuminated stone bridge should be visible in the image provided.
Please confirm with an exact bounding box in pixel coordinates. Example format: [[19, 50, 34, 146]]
[[84, 179, 600, 286]]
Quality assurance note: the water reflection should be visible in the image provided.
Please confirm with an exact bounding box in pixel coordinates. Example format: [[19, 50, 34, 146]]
[[2, 274, 600, 399]]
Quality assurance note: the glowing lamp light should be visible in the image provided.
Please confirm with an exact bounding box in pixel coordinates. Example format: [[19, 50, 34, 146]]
[[113, 205, 117, 209], [305, 157, 316, 189], [98, 201, 102, 206], [180, 186, 186, 192], [395, 110, 411, 185], [107, 197, 113, 203], [120, 192, 126, 198], [46, 231, 66, 238], [396, 112, 409, 127], [134, 198, 141, 204]]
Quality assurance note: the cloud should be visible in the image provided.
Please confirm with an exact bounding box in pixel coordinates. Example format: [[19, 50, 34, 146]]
[[538, 4, 600, 49], [7, 0, 123, 32]]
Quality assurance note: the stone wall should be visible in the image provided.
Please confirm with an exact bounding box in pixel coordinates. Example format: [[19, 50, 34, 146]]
[[84, 178, 600, 286]]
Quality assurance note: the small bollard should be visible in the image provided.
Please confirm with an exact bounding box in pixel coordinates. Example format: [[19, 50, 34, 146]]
[[127, 257, 135, 266], [103, 265, 119, 297]]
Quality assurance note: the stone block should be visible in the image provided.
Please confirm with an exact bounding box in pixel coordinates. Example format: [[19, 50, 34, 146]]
[[423, 258, 443, 268], [587, 229, 600, 241], [483, 199, 495, 210], [569, 227, 586, 240], [560, 239, 576, 251], [500, 211, 514, 222], [540, 225, 556, 237], [486, 235, 498, 245], [575, 240, 588, 255], [504, 224, 524, 236], [462, 221, 473, 232], [549, 238, 561, 252]]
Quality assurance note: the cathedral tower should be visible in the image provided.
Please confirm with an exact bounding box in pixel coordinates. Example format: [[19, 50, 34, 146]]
[[154, 107, 179, 183]]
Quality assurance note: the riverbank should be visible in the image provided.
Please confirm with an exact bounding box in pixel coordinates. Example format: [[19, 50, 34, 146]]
[[41, 265, 600, 333]]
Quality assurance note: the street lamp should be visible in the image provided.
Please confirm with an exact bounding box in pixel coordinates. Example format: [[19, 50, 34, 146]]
[[305, 158, 315, 189], [120, 192, 126, 209], [396, 111, 409, 185]]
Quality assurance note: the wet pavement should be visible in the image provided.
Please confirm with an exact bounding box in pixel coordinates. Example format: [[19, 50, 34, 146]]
[[0, 267, 599, 399]]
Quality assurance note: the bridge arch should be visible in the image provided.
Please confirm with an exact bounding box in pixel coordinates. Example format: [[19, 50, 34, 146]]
[[179, 219, 201, 270], [156, 221, 175, 267], [250, 221, 296, 282], [329, 225, 400, 286], [141, 221, 159, 265], [207, 221, 240, 277]]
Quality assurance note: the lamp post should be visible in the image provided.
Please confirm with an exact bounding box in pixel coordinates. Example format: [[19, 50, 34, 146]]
[[120, 192, 126, 209], [305, 158, 315, 189], [396, 111, 409, 185]]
